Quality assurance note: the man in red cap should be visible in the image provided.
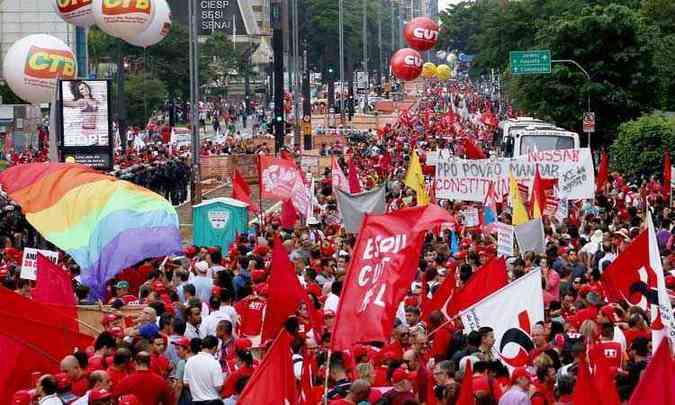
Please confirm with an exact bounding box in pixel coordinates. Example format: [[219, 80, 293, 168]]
[[379, 367, 416, 404], [171, 336, 192, 403], [498, 367, 531, 405]]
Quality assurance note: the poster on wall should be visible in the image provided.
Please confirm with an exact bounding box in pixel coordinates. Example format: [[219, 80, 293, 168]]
[[59, 79, 113, 170]]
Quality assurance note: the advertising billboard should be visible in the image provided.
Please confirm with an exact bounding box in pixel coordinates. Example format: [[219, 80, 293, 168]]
[[58, 79, 113, 170]]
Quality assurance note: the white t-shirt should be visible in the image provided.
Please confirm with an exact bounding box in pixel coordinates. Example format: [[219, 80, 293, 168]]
[[199, 309, 234, 338], [184, 351, 225, 401], [324, 293, 340, 313], [39, 395, 64, 405]]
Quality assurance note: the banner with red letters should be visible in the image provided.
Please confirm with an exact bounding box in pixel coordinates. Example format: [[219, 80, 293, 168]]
[[331, 205, 454, 351]]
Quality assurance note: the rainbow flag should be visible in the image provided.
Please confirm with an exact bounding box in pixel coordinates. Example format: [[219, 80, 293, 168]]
[[0, 163, 181, 298]]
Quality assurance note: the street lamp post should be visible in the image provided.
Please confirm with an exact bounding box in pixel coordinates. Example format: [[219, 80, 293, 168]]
[[362, 0, 368, 114], [338, 0, 346, 125], [552, 59, 592, 147], [188, 0, 202, 205]]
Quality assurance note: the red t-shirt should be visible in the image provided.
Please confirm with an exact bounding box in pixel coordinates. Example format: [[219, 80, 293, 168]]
[[113, 369, 175, 405], [221, 365, 253, 398], [150, 353, 171, 379], [107, 366, 129, 389], [430, 325, 453, 361], [591, 341, 623, 371], [235, 297, 266, 337], [69, 374, 88, 396]]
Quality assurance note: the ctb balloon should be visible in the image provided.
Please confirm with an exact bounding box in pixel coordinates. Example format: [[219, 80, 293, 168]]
[[390, 48, 423, 82], [52, 0, 96, 27], [421, 62, 437, 79], [403, 17, 439, 51], [2, 35, 77, 105], [127, 0, 171, 48], [93, 0, 155, 41]]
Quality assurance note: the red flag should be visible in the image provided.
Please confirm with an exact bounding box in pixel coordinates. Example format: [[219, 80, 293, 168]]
[[238, 330, 297, 405], [259, 155, 303, 201], [260, 236, 309, 343], [232, 169, 259, 213], [456, 359, 473, 405], [33, 254, 76, 309], [628, 338, 673, 405], [280, 198, 298, 229], [421, 268, 456, 322], [664, 151, 671, 202], [331, 205, 454, 350], [596, 151, 609, 193], [601, 230, 653, 308], [348, 159, 362, 193], [529, 165, 546, 219], [299, 349, 315, 405], [572, 359, 599, 405], [0, 287, 91, 403], [463, 138, 486, 160], [445, 257, 508, 317]]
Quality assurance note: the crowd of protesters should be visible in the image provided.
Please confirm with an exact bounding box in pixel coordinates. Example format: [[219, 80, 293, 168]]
[[0, 79, 673, 405]]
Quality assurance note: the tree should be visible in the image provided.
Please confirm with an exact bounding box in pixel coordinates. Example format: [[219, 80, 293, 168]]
[[610, 113, 675, 180], [124, 73, 168, 127]]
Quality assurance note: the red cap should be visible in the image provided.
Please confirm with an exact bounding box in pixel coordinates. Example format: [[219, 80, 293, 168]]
[[404, 297, 417, 307], [89, 388, 113, 400], [0, 266, 9, 278], [11, 390, 33, 405], [118, 395, 142, 405], [511, 367, 531, 383], [235, 338, 253, 351], [392, 368, 412, 383], [579, 285, 591, 296], [254, 245, 269, 257], [211, 286, 222, 297], [324, 309, 336, 318], [173, 337, 191, 348], [207, 247, 218, 255], [251, 269, 267, 284], [110, 326, 124, 338], [352, 345, 369, 360], [666, 275, 675, 289]]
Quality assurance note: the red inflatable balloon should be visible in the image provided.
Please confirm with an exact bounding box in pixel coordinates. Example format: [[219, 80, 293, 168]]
[[403, 17, 439, 51], [390, 48, 424, 81]]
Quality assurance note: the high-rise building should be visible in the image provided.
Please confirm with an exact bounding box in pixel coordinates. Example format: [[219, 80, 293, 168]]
[[0, 0, 76, 77]]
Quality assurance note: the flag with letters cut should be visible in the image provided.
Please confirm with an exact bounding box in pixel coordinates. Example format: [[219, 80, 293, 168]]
[[331, 205, 454, 351], [460, 269, 544, 369]]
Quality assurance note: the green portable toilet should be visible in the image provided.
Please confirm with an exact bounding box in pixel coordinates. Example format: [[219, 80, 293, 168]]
[[192, 197, 249, 252]]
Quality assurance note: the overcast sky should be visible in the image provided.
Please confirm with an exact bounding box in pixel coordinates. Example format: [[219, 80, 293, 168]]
[[438, 0, 464, 12]]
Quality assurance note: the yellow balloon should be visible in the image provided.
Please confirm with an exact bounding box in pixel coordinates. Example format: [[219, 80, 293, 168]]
[[435, 64, 452, 81], [421, 62, 437, 79]]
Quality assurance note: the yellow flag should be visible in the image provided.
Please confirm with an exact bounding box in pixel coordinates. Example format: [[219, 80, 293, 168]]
[[404, 149, 430, 206], [509, 171, 529, 225]]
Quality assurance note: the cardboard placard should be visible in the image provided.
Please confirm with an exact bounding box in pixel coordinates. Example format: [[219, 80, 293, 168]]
[[21, 248, 59, 280]]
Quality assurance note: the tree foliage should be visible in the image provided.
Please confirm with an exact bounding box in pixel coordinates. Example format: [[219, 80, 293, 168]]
[[609, 113, 675, 180], [124, 73, 168, 127], [438, 0, 674, 146]]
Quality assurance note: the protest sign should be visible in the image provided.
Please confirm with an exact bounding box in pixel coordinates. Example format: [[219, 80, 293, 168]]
[[435, 149, 594, 202], [496, 222, 514, 257], [21, 248, 59, 280], [461, 207, 480, 227]]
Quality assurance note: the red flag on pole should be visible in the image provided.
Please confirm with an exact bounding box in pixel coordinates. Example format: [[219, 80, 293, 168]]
[[259, 155, 303, 201], [445, 257, 508, 318], [238, 330, 297, 405], [232, 168, 259, 213], [421, 268, 456, 322], [260, 237, 309, 343], [596, 150, 609, 193], [529, 165, 546, 219], [33, 254, 77, 320], [663, 150, 671, 202], [280, 199, 298, 229], [348, 159, 362, 193], [463, 138, 486, 160], [331, 205, 454, 351], [456, 360, 474, 405], [628, 338, 673, 405]]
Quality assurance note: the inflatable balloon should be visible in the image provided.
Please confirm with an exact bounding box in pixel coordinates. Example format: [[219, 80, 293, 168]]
[[421, 62, 437, 79], [403, 17, 439, 51], [2, 35, 77, 105], [93, 0, 155, 41], [446, 52, 458, 66], [435, 64, 452, 81], [390, 48, 423, 82], [127, 0, 171, 48], [52, 0, 96, 27], [436, 50, 448, 61]]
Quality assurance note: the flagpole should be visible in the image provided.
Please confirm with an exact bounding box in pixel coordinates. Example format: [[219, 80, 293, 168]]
[[323, 349, 332, 404], [256, 156, 265, 227]]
